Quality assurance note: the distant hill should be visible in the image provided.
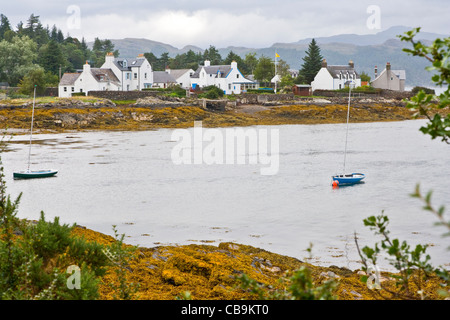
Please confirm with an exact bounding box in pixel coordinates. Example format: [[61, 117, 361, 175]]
[[290, 25, 447, 46], [91, 26, 449, 87]]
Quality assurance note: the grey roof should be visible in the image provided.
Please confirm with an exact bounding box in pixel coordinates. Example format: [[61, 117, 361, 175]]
[[113, 57, 146, 71], [168, 69, 194, 80], [90, 68, 120, 84], [326, 65, 360, 79], [191, 65, 232, 79], [153, 71, 177, 83], [392, 70, 406, 80], [59, 73, 80, 86]]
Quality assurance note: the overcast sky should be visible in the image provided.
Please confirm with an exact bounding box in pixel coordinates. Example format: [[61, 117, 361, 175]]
[[2, 0, 449, 48]]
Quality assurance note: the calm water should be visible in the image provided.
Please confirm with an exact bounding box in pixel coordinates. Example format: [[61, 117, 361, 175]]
[[2, 119, 449, 270]]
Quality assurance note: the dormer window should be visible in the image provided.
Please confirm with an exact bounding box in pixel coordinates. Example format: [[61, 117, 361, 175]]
[[123, 60, 127, 68]]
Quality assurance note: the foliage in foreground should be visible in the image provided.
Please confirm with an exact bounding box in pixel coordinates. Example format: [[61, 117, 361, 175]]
[[0, 138, 137, 299]]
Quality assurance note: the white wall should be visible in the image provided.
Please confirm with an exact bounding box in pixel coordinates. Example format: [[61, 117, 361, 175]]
[[311, 68, 334, 91], [58, 85, 75, 98]]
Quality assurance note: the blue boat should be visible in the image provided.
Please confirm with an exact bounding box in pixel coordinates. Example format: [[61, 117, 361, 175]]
[[332, 173, 365, 185], [332, 81, 365, 187]]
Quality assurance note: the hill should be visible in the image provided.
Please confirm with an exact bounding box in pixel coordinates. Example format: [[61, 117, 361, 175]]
[[92, 26, 448, 87]]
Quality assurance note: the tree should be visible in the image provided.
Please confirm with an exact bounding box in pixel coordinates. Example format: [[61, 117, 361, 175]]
[[299, 39, 323, 84], [0, 14, 12, 40], [0, 35, 39, 86], [244, 52, 258, 75], [254, 55, 274, 84], [360, 71, 371, 83], [224, 51, 249, 75], [203, 45, 222, 65], [92, 38, 119, 67], [18, 67, 47, 95], [39, 40, 65, 75], [398, 27, 450, 144]]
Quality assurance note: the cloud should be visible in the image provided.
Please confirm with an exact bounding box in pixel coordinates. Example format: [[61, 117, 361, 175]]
[[3, 0, 450, 49]]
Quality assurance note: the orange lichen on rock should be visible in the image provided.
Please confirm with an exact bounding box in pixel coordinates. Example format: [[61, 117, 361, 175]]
[[70, 226, 448, 300]]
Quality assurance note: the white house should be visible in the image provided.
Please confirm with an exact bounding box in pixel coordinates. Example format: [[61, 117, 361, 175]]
[[311, 59, 361, 92], [101, 52, 153, 91], [58, 62, 121, 97], [191, 60, 257, 95], [166, 68, 195, 89], [371, 63, 406, 91]]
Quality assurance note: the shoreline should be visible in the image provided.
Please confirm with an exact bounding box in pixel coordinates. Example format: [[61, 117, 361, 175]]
[[0, 99, 421, 134]]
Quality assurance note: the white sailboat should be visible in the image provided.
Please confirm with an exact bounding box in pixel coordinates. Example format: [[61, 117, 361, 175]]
[[13, 85, 58, 179], [332, 80, 365, 186]]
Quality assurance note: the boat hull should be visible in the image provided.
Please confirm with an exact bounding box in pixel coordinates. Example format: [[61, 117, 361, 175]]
[[332, 173, 365, 185], [13, 170, 58, 179]]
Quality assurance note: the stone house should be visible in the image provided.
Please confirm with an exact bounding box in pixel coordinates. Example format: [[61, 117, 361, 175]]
[[370, 63, 406, 91]]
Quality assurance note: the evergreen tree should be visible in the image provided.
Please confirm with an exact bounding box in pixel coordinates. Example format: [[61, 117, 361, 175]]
[[92, 38, 118, 67], [0, 14, 11, 40], [203, 45, 222, 65], [299, 39, 323, 84], [39, 39, 65, 75]]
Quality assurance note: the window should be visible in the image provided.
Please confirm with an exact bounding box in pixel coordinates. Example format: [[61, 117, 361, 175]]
[[236, 74, 239, 79], [80, 89, 83, 92], [144, 73, 147, 79], [71, 87, 74, 92], [64, 87, 67, 92], [134, 73, 137, 79], [126, 73, 131, 80]]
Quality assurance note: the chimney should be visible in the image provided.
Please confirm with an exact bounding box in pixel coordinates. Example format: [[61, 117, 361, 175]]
[[166, 66, 171, 74], [104, 52, 114, 66], [321, 59, 327, 68], [231, 60, 238, 69], [386, 62, 391, 70], [204, 60, 210, 67], [374, 65, 378, 78], [137, 53, 144, 58], [83, 61, 91, 73], [349, 60, 354, 68]]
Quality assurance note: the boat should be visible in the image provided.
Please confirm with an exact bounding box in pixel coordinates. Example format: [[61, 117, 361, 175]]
[[332, 80, 365, 186], [13, 85, 58, 180], [332, 173, 365, 185], [13, 169, 58, 179]]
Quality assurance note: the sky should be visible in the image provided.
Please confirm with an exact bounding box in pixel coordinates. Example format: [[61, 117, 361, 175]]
[[1, 0, 449, 48]]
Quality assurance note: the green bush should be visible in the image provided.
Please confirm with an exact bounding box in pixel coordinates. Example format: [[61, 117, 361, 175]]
[[199, 85, 224, 99], [72, 92, 86, 97], [411, 86, 435, 95]]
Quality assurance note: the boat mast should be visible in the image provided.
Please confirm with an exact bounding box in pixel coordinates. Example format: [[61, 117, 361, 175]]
[[343, 81, 353, 173], [27, 85, 36, 172]]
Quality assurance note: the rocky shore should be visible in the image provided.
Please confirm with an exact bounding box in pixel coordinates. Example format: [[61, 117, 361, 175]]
[[0, 95, 420, 133], [71, 225, 446, 300]]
